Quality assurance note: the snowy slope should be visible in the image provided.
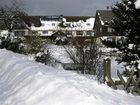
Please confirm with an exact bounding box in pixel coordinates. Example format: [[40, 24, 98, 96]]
[[0, 49, 140, 105]]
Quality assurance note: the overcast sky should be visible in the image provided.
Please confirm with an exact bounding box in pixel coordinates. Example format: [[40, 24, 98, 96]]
[[0, 0, 117, 16]]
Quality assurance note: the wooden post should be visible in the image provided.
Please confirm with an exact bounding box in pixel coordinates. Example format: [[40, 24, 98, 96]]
[[104, 58, 117, 89], [104, 58, 111, 82]]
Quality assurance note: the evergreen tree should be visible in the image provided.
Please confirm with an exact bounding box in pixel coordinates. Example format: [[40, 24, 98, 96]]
[[103, 0, 140, 77]]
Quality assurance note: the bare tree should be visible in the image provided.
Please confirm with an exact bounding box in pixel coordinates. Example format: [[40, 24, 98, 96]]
[[64, 37, 99, 74], [57, 19, 99, 74], [0, 0, 27, 37], [0, 0, 28, 53]]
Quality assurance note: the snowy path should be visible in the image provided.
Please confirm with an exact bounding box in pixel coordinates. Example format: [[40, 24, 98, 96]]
[[0, 49, 140, 105]]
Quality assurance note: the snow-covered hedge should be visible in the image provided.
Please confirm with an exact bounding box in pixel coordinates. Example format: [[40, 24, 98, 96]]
[[135, 0, 140, 9]]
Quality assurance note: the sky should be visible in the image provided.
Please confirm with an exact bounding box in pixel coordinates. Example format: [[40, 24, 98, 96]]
[[0, 0, 117, 16]]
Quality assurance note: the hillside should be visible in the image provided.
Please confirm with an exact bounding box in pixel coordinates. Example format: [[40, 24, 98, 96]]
[[0, 49, 140, 105]]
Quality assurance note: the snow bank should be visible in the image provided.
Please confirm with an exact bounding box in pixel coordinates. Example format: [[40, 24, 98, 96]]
[[135, 0, 140, 9], [0, 49, 140, 105]]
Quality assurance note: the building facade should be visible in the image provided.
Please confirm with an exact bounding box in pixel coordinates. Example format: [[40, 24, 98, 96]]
[[93, 10, 119, 46], [28, 15, 95, 38], [6, 15, 94, 39]]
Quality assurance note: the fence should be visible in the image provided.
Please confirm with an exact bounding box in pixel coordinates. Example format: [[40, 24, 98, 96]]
[[103, 58, 140, 95], [96, 56, 104, 83]]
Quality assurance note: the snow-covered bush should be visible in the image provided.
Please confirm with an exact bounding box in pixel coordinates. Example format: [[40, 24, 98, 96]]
[[55, 36, 68, 45], [35, 50, 50, 65], [135, 0, 140, 9], [0, 36, 26, 53]]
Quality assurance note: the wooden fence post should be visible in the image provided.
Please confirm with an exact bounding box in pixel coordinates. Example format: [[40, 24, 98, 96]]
[[104, 58, 111, 82], [103, 58, 140, 94], [104, 58, 117, 89]]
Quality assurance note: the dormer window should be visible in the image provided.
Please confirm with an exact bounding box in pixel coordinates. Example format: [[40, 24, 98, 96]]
[[43, 31, 48, 34], [86, 23, 90, 26]]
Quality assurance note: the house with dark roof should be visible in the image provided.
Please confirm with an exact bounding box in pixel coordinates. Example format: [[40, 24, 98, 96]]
[[0, 16, 29, 37], [94, 10, 115, 37], [93, 10, 117, 46]]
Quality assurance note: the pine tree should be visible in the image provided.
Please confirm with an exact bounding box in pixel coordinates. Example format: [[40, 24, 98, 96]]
[[103, 0, 140, 77]]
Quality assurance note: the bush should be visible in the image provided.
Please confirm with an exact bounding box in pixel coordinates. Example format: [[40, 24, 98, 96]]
[[0, 36, 26, 53]]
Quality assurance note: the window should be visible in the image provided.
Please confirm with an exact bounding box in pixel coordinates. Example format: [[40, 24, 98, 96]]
[[66, 31, 72, 35], [32, 31, 38, 34], [14, 31, 25, 36], [76, 31, 83, 35], [43, 31, 48, 34], [86, 31, 92, 35], [52, 23, 55, 26], [86, 23, 90, 26], [66, 23, 71, 27], [52, 31, 56, 33], [107, 27, 114, 33], [102, 26, 107, 32]]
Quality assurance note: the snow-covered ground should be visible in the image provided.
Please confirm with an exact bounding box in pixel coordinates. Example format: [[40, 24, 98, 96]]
[[0, 49, 140, 105], [47, 45, 73, 64]]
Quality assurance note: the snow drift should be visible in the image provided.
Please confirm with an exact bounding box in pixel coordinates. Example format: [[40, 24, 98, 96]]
[[0, 49, 140, 105]]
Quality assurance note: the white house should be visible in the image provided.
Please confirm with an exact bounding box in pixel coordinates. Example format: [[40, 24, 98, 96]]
[[29, 15, 95, 38], [0, 15, 95, 40]]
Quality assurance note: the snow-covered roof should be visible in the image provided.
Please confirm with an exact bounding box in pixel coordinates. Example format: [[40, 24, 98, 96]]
[[41, 15, 63, 21], [30, 16, 95, 31], [64, 16, 93, 22], [97, 10, 115, 26], [98, 13, 104, 25]]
